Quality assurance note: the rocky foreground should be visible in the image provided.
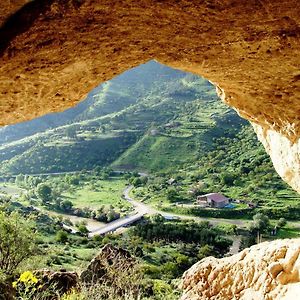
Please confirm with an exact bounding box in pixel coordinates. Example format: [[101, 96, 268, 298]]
[[181, 238, 300, 300]]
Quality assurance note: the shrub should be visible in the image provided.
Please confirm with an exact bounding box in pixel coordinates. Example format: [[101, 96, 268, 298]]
[[0, 211, 37, 277], [56, 230, 68, 243]]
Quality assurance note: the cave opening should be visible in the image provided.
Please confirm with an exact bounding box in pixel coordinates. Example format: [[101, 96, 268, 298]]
[[0, 1, 300, 298], [1, 60, 299, 222]]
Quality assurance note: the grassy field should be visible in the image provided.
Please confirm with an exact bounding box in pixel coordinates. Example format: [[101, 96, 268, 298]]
[[62, 177, 131, 210], [0, 182, 23, 195], [273, 225, 300, 239]]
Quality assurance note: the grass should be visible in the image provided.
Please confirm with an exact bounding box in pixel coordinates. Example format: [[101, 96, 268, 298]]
[[62, 178, 131, 210], [273, 225, 300, 239], [0, 182, 23, 194]]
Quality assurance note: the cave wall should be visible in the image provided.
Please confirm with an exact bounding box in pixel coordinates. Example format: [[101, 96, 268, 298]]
[[0, 0, 299, 192]]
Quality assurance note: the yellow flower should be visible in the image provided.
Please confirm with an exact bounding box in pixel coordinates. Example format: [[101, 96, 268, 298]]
[[19, 271, 39, 285]]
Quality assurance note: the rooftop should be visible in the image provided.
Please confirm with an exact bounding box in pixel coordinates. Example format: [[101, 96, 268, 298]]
[[203, 193, 228, 202]]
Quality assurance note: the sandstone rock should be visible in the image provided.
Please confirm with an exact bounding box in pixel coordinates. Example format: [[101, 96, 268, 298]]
[[1, 3, 300, 299], [252, 123, 300, 194], [0, 0, 299, 194], [80, 243, 135, 283], [33, 269, 79, 297], [181, 239, 300, 300]]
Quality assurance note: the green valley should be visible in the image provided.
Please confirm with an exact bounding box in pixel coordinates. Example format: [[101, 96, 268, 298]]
[[0, 61, 299, 300]]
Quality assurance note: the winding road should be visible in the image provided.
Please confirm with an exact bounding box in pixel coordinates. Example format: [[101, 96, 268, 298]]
[[88, 185, 249, 237]]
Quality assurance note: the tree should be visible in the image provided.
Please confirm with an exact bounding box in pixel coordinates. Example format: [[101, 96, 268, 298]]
[[166, 187, 178, 202], [132, 177, 142, 187], [277, 218, 287, 228], [0, 211, 37, 276], [66, 175, 80, 186], [56, 230, 68, 243], [15, 174, 25, 187], [220, 172, 236, 186], [106, 209, 120, 222], [60, 200, 73, 212], [197, 244, 214, 260], [78, 224, 89, 236], [249, 213, 270, 243], [65, 127, 77, 139], [36, 183, 52, 203]]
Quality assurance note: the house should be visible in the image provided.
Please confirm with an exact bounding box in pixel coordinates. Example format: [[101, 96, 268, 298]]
[[197, 193, 229, 208]]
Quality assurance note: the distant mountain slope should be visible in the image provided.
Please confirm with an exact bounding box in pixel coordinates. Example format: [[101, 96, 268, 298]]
[[112, 100, 245, 172], [0, 61, 185, 144], [0, 61, 246, 175], [1, 61, 299, 221]]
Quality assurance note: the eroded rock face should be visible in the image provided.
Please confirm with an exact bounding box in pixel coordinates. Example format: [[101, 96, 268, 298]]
[[0, 0, 299, 193], [32, 269, 79, 299], [181, 239, 300, 300], [0, 3, 299, 297], [253, 123, 300, 193], [80, 243, 135, 284]]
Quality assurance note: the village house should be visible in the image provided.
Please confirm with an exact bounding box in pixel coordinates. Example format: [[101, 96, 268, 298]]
[[197, 193, 229, 208]]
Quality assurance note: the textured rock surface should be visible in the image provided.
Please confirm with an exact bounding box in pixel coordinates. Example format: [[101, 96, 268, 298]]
[[80, 243, 135, 283], [0, 0, 299, 193], [181, 239, 300, 300], [0, 3, 300, 297], [253, 123, 300, 194], [33, 269, 79, 298]]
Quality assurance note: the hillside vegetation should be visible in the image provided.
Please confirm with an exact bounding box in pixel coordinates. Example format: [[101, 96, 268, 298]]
[[1, 61, 300, 300], [0, 61, 299, 217], [0, 61, 243, 174]]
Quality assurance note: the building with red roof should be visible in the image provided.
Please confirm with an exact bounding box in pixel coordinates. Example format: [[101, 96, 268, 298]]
[[196, 193, 229, 208]]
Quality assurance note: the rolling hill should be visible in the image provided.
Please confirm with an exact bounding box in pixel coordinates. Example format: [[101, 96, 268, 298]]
[[0, 61, 245, 174]]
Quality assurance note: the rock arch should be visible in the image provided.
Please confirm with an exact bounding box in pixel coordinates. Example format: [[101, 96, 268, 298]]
[[0, 0, 299, 192]]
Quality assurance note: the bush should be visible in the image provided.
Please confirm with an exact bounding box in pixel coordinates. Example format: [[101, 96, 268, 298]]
[[56, 230, 68, 243], [0, 211, 37, 276]]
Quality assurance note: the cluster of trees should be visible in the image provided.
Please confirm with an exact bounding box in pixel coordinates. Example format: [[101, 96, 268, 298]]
[[131, 215, 232, 254], [195, 126, 292, 198], [240, 213, 287, 249], [61, 204, 121, 223], [14, 172, 123, 223], [92, 205, 120, 222], [129, 176, 148, 187]]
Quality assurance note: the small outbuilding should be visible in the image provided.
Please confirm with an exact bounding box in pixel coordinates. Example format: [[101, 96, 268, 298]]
[[197, 193, 229, 208]]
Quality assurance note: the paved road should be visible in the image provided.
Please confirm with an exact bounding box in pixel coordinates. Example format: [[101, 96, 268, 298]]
[[123, 185, 248, 227], [88, 185, 149, 237], [87, 186, 250, 237]]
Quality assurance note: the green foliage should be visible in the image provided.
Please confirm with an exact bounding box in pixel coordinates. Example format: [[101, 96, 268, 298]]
[[36, 183, 52, 203], [78, 224, 89, 235], [56, 230, 69, 243], [277, 218, 287, 228], [0, 211, 37, 276], [60, 200, 74, 212], [197, 244, 214, 260], [131, 216, 232, 252], [249, 213, 270, 233], [166, 188, 179, 202], [130, 176, 148, 187]]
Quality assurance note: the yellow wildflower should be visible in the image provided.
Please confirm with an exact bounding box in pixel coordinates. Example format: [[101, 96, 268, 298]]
[[19, 271, 39, 285]]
